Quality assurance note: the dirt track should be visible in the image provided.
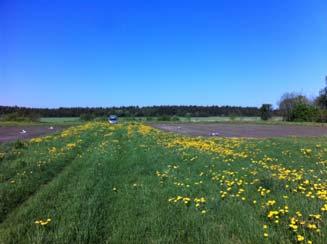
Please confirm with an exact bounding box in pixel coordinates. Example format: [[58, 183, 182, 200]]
[[0, 126, 64, 143], [151, 123, 327, 138]]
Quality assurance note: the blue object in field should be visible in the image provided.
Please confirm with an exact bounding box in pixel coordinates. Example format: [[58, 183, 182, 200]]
[[108, 115, 118, 124]]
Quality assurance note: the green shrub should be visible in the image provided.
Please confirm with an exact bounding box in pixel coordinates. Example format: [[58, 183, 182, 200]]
[[171, 115, 180, 121], [157, 115, 180, 121], [317, 109, 327, 123], [260, 104, 273, 121], [157, 115, 171, 121], [290, 104, 319, 122], [80, 113, 95, 121], [229, 115, 237, 121]]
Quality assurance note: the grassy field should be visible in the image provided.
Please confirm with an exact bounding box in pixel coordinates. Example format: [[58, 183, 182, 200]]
[[39, 117, 82, 124], [0, 122, 326, 243]]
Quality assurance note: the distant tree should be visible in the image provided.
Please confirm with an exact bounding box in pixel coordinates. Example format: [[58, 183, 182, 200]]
[[28, 112, 41, 122], [314, 79, 327, 122], [278, 93, 309, 121], [315, 84, 327, 109], [260, 104, 273, 121]]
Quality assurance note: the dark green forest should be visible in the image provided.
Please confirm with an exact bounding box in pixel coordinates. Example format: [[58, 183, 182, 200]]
[[0, 105, 268, 118]]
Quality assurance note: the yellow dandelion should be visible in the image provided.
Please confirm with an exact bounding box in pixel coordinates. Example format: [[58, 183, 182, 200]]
[[297, 234, 304, 242]]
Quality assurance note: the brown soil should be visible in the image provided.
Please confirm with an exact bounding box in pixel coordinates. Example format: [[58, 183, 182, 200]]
[[151, 123, 327, 138], [0, 126, 64, 143]]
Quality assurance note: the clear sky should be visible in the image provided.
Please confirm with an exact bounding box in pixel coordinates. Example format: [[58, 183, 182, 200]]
[[1, 0, 327, 108]]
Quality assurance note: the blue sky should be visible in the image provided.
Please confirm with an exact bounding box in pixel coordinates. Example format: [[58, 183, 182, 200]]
[[1, 0, 327, 108]]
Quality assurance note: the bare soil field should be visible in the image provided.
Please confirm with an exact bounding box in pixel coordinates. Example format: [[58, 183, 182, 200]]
[[151, 123, 327, 138], [0, 125, 64, 143]]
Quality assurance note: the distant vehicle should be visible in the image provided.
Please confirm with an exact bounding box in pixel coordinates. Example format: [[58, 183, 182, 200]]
[[108, 115, 118, 124]]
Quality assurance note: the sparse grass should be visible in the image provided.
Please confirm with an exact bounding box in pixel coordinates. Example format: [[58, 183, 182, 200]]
[[0, 123, 326, 243]]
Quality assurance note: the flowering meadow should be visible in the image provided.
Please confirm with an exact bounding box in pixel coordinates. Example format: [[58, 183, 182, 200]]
[[0, 122, 326, 243]]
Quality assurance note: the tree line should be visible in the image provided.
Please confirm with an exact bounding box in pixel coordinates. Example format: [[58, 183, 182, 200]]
[[0, 105, 269, 121]]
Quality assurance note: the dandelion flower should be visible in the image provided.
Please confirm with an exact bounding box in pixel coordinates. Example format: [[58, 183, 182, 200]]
[[297, 234, 304, 242]]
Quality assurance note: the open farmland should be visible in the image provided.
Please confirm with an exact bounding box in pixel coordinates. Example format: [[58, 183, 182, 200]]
[[0, 122, 326, 243]]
